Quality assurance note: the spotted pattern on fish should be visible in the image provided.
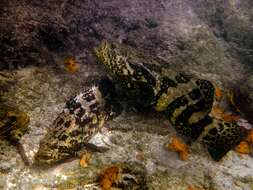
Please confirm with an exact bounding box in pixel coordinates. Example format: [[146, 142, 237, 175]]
[[35, 41, 247, 165], [35, 78, 122, 165], [95, 41, 247, 161]]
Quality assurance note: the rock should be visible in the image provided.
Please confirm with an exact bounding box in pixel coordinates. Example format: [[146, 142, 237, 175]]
[[0, 0, 253, 189], [234, 75, 253, 124], [0, 104, 30, 142]]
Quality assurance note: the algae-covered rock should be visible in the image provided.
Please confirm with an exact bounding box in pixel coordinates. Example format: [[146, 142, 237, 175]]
[[234, 75, 253, 124], [99, 162, 148, 190], [0, 0, 253, 190], [0, 104, 30, 142]]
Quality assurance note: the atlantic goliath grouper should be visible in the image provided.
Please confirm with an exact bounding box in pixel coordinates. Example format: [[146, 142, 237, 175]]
[[34, 41, 247, 165]]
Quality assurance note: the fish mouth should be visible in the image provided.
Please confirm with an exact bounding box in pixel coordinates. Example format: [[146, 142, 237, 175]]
[[34, 150, 58, 166], [34, 146, 73, 167]]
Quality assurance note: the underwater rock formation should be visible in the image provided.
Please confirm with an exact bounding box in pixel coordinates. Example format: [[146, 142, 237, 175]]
[[0, 104, 29, 143], [0, 0, 253, 189]]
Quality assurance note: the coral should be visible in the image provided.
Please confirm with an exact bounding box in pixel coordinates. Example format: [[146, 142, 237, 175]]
[[214, 84, 222, 101], [210, 105, 240, 122], [235, 129, 253, 155], [98, 162, 147, 190], [64, 57, 78, 73], [221, 114, 240, 122], [167, 137, 189, 161], [99, 165, 121, 190], [234, 141, 251, 154], [212, 87, 241, 122], [79, 153, 91, 168], [210, 105, 224, 119]]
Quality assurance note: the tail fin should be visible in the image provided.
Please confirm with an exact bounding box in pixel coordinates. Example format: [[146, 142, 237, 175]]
[[202, 119, 247, 161]]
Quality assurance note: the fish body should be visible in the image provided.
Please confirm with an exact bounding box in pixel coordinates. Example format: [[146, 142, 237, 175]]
[[35, 41, 246, 165], [35, 78, 122, 165], [95, 41, 247, 161]]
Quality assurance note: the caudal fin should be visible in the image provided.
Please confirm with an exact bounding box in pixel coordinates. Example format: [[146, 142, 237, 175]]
[[202, 119, 247, 161]]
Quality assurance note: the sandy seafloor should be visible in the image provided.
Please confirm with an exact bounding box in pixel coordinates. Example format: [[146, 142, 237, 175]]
[[0, 64, 252, 190]]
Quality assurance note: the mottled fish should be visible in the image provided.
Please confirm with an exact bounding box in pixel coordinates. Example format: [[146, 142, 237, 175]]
[[95, 41, 247, 161], [35, 78, 122, 165]]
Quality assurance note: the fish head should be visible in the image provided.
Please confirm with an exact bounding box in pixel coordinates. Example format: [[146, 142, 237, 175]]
[[94, 41, 157, 107]]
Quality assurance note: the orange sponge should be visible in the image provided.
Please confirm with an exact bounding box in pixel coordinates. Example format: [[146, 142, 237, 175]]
[[99, 165, 120, 190], [246, 129, 253, 144], [234, 141, 251, 154], [211, 105, 240, 122], [167, 137, 189, 160], [235, 129, 253, 155], [79, 153, 91, 167], [214, 85, 222, 101], [64, 57, 78, 73]]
